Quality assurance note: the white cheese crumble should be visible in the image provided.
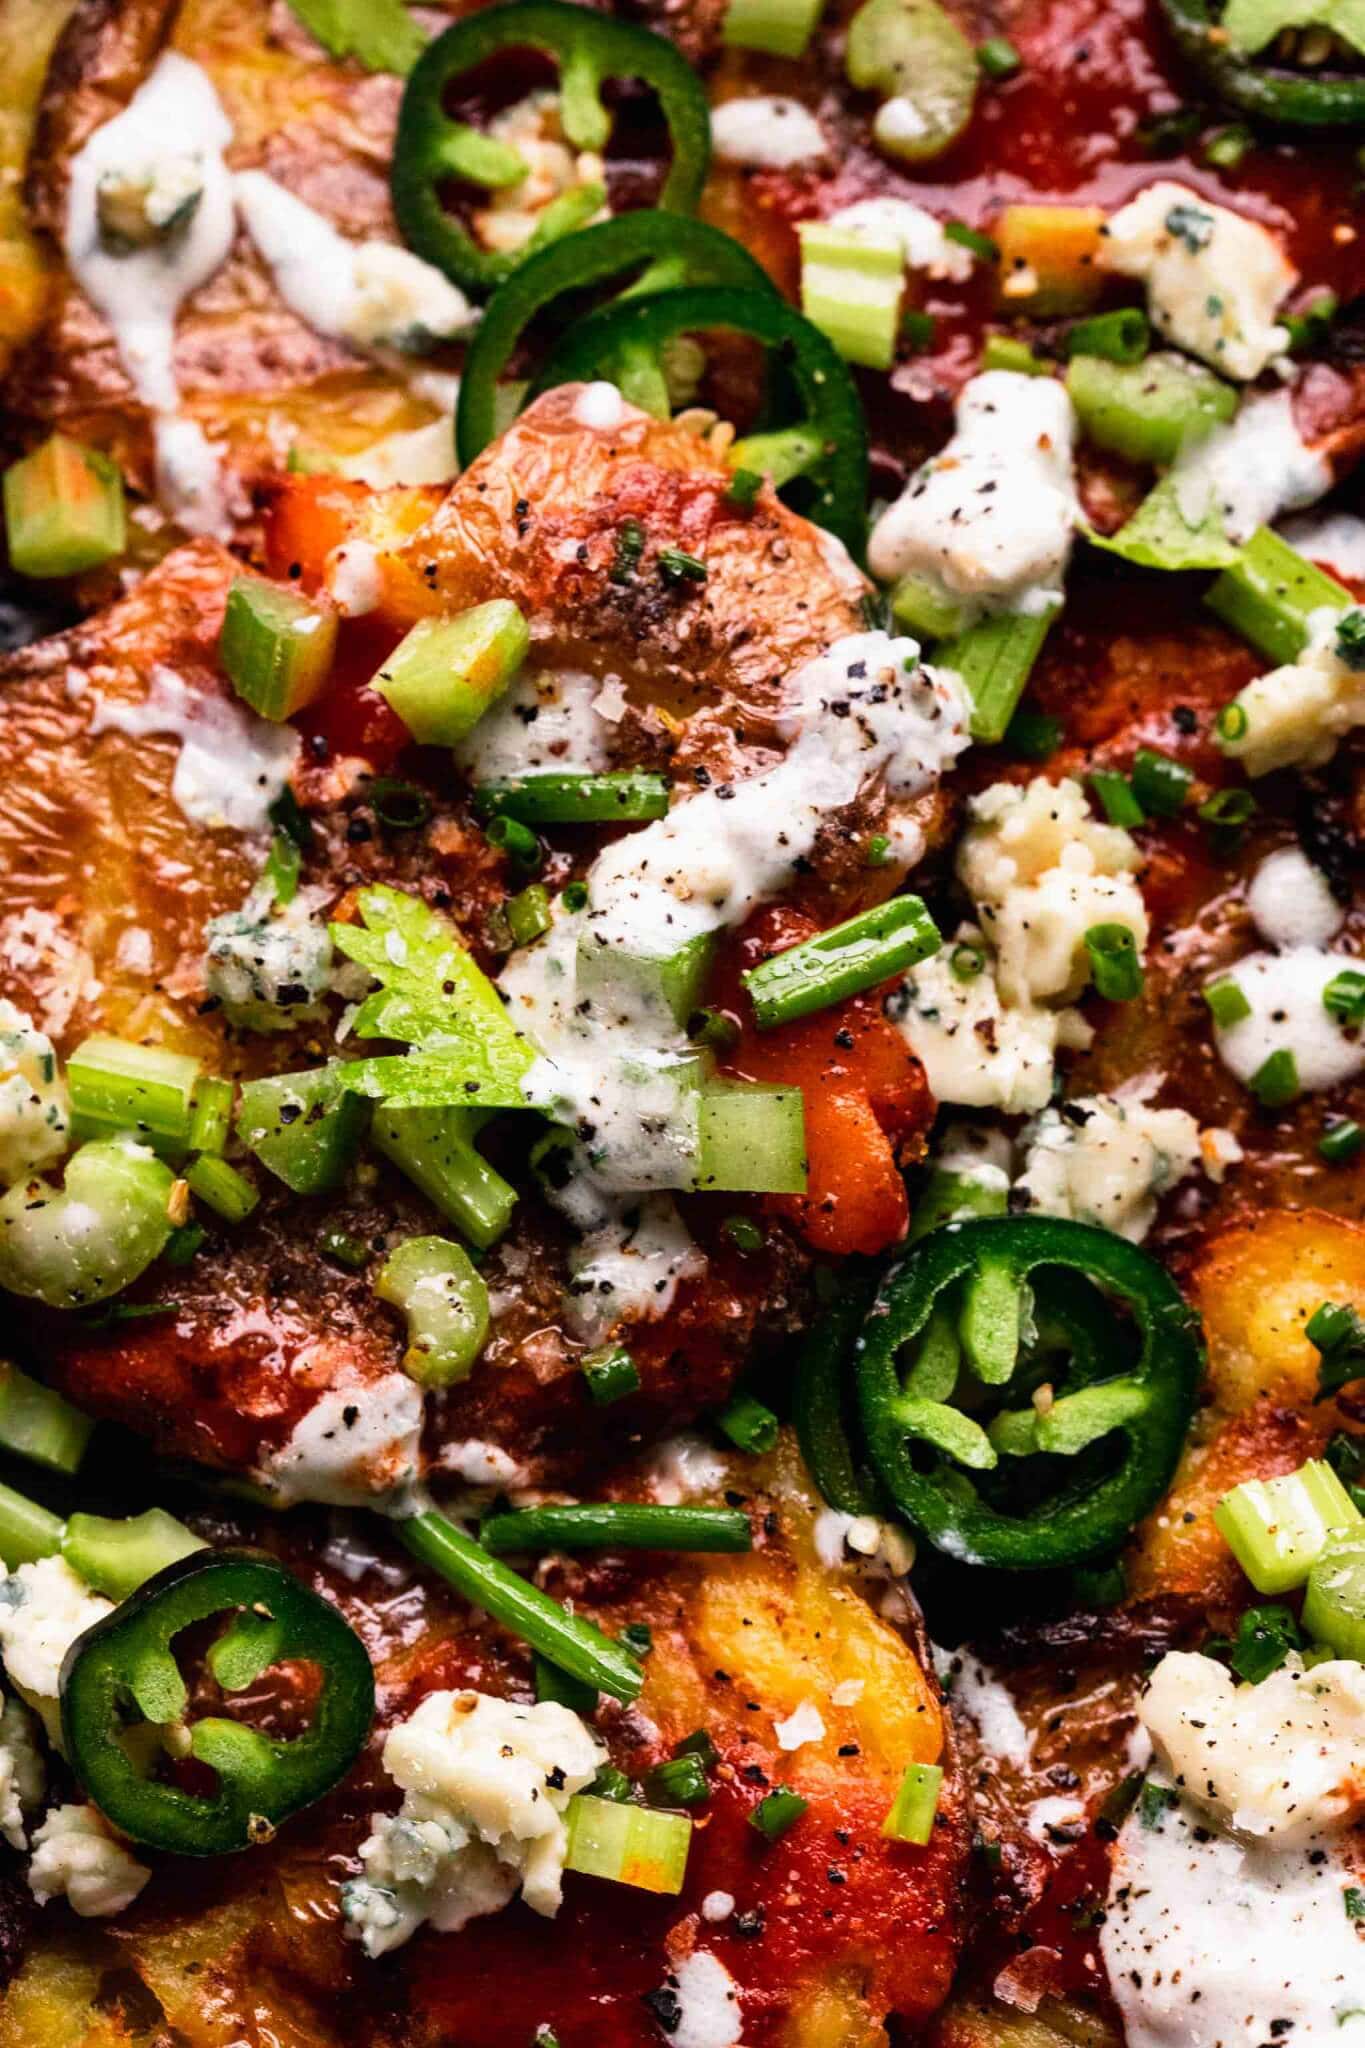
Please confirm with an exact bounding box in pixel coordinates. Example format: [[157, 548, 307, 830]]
[[88, 665, 300, 839], [0, 1697, 45, 1850], [1099, 180, 1295, 380], [826, 198, 975, 282], [257, 1375, 425, 1509], [867, 372, 1078, 622], [701, 1889, 736, 1922], [1248, 846, 1343, 950], [572, 381, 627, 431], [235, 172, 474, 349], [1171, 387, 1330, 547], [1219, 604, 1365, 777], [647, 1432, 729, 1505], [663, 1952, 745, 2048], [892, 928, 1092, 1115], [343, 1689, 606, 1956], [1015, 1091, 1204, 1242], [28, 1804, 150, 1918], [0, 1001, 69, 1189], [1211, 947, 1365, 1095], [454, 668, 613, 781], [64, 53, 236, 537], [957, 776, 1148, 1007], [435, 1439, 530, 1489], [932, 1645, 1032, 1769], [773, 1700, 826, 1751], [0, 1557, 112, 1742], [203, 884, 334, 1033], [1026, 1794, 1088, 1843], [711, 95, 828, 168], [812, 1508, 916, 1578]]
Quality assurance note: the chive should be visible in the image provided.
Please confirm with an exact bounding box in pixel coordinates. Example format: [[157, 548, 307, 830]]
[[485, 813, 541, 869], [1336, 608, 1365, 671], [1198, 787, 1255, 833], [321, 1228, 370, 1269], [562, 881, 589, 912], [1226, 1602, 1301, 1684], [1130, 746, 1193, 818], [977, 33, 1021, 76], [1324, 970, 1365, 1028], [1136, 105, 1200, 154], [644, 1752, 710, 1807], [1320, 1119, 1365, 1165], [269, 784, 314, 851], [534, 1650, 597, 1715], [534, 2030, 562, 2048], [980, 335, 1045, 376], [1090, 763, 1142, 823], [1307, 1300, 1365, 1397], [741, 896, 941, 1031], [187, 1077, 234, 1157], [582, 1345, 640, 1406], [1138, 1782, 1179, 1828], [883, 1760, 943, 1844], [163, 1222, 206, 1267], [1064, 308, 1150, 364], [506, 883, 552, 947], [726, 467, 763, 510], [263, 829, 302, 906], [944, 221, 999, 263], [1215, 701, 1248, 743], [619, 1622, 653, 1659], [185, 1154, 259, 1223], [715, 1389, 778, 1452], [720, 1214, 766, 1256], [475, 772, 671, 826], [611, 518, 646, 583], [1249, 1048, 1299, 1107], [749, 1786, 808, 1842], [1085, 923, 1143, 1002], [1347, 1888, 1365, 1922], [1202, 123, 1252, 169], [901, 308, 937, 351], [369, 778, 431, 830], [675, 1728, 720, 1768], [1004, 708, 1063, 760], [1098, 1772, 1143, 1832], [689, 1006, 741, 1052], [950, 941, 985, 982], [590, 1763, 634, 1803], [1203, 975, 1251, 1027], [864, 832, 893, 868], [399, 1509, 644, 1703], [1282, 290, 1338, 357], [480, 1504, 753, 1555], [658, 546, 707, 585], [1071, 1559, 1126, 1607]]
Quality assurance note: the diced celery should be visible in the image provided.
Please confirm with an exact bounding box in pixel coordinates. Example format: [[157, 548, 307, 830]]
[[236, 1065, 369, 1195], [67, 1035, 200, 1147], [185, 1154, 259, 1223], [563, 1793, 692, 1893], [1066, 353, 1237, 467], [0, 1137, 177, 1310], [373, 603, 530, 746], [187, 1077, 234, 1156], [0, 1362, 93, 1476], [891, 572, 971, 641], [798, 223, 903, 371], [63, 1507, 205, 1602], [846, 0, 977, 163], [3, 434, 126, 579], [722, 0, 825, 56], [373, 1105, 516, 1248], [576, 929, 715, 1032], [883, 1760, 943, 1843], [1303, 1528, 1365, 1662], [909, 1165, 1007, 1239], [936, 606, 1058, 743], [219, 577, 338, 723], [0, 1481, 63, 1569], [1205, 527, 1352, 668], [376, 1235, 490, 1387], [694, 1082, 807, 1194], [1214, 1459, 1362, 1595]]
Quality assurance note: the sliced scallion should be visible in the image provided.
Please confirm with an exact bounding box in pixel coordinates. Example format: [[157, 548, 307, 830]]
[[1084, 924, 1142, 1002], [749, 1785, 808, 1842], [582, 1344, 640, 1406], [715, 1390, 779, 1454], [184, 1154, 259, 1223], [742, 896, 940, 1030], [1320, 1119, 1364, 1165], [1203, 975, 1251, 1028], [644, 1752, 710, 1807], [480, 1504, 752, 1555], [1249, 1048, 1299, 1108], [1088, 770, 1144, 828], [1324, 970, 1365, 1028], [883, 1760, 943, 1843], [474, 772, 670, 826], [68, 1036, 200, 1148], [1130, 746, 1193, 818], [505, 883, 553, 948]]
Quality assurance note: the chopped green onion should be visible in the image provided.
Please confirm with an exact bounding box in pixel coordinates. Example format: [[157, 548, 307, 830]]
[[950, 941, 985, 981], [534, 1652, 597, 1716], [658, 546, 708, 586], [798, 222, 904, 372], [237, 1065, 368, 1195], [1064, 308, 1150, 363], [1004, 707, 1063, 760], [883, 1760, 943, 1844], [480, 1504, 752, 1555], [1085, 923, 1143, 1002], [1206, 528, 1352, 668], [563, 1794, 691, 1892], [694, 1081, 807, 1194], [264, 829, 301, 905], [373, 603, 529, 746], [1324, 970, 1365, 1028], [1226, 1602, 1302, 1683], [977, 34, 1021, 76], [1283, 290, 1338, 357], [726, 467, 763, 511], [563, 881, 590, 913], [749, 1785, 808, 1842], [186, 1077, 234, 1157], [369, 778, 432, 831], [582, 1345, 640, 1406], [1336, 609, 1365, 671], [376, 1235, 489, 1387], [619, 1622, 653, 1660], [485, 813, 541, 870], [184, 1154, 259, 1223], [219, 577, 338, 722], [0, 1361, 93, 1476], [474, 772, 671, 826], [1307, 1301, 1365, 1398], [1203, 975, 1251, 1027], [3, 434, 126, 579], [979, 334, 1047, 375], [936, 606, 1058, 743], [944, 221, 998, 263], [1320, 1119, 1364, 1165], [1346, 1888, 1365, 1923], [399, 1509, 644, 1703], [716, 1390, 779, 1453], [1303, 1529, 1365, 1662], [644, 1753, 711, 1807], [1249, 1049, 1299, 1108], [1197, 788, 1256, 836], [1130, 746, 1193, 818], [322, 1228, 370, 1268], [865, 831, 894, 867], [1215, 701, 1248, 743], [1088, 770, 1144, 828], [675, 1728, 719, 1767], [742, 896, 940, 1030], [1202, 123, 1253, 169], [373, 1106, 516, 1250], [506, 883, 553, 947], [689, 1006, 740, 1053], [68, 1035, 200, 1148], [1138, 1780, 1179, 1827], [1066, 352, 1236, 466], [590, 1762, 635, 1801], [900, 308, 936, 351], [720, 1214, 765, 1254], [1213, 1458, 1362, 1595], [611, 519, 646, 583]]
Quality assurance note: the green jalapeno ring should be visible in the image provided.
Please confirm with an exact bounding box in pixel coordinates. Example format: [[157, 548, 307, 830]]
[[793, 1275, 883, 1518], [392, 1, 712, 296], [855, 1215, 1203, 1571], [61, 1550, 375, 1856], [1157, 0, 1365, 126], [456, 212, 776, 466], [526, 283, 871, 556]]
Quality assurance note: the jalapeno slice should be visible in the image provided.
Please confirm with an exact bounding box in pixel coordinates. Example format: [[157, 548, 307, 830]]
[[527, 283, 871, 555], [855, 1216, 1203, 1570], [61, 1550, 374, 1856], [793, 1276, 882, 1517], [456, 211, 774, 466], [1157, 0, 1365, 126], [392, 1, 711, 295]]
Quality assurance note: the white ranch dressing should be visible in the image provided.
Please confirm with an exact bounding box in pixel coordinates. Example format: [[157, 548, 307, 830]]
[[1282, 509, 1365, 582], [1211, 946, 1365, 1094], [1172, 387, 1330, 546], [711, 95, 828, 168], [1247, 846, 1343, 950], [87, 665, 299, 836], [64, 53, 236, 537]]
